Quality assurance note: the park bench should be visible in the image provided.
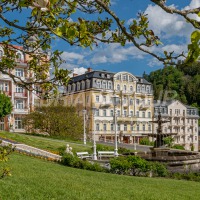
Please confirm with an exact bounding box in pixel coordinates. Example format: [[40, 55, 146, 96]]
[[76, 152, 91, 159], [98, 151, 115, 160]]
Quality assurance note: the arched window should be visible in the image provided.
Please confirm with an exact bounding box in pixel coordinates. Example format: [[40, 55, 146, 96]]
[[108, 82, 112, 89], [124, 85, 127, 91], [117, 84, 120, 91], [137, 85, 141, 92], [130, 99, 133, 105], [148, 124, 151, 131], [137, 124, 140, 131], [130, 85, 133, 92], [16, 53, 22, 61], [143, 124, 145, 131]]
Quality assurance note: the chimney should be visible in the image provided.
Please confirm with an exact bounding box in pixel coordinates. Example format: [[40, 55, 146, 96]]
[[73, 73, 78, 77], [87, 67, 92, 72]]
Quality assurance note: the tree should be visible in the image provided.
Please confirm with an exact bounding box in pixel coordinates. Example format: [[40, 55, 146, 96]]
[[0, 0, 200, 94], [23, 105, 84, 140], [0, 92, 12, 119]]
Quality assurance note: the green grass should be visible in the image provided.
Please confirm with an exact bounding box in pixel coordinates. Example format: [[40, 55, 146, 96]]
[[0, 153, 200, 200], [0, 131, 92, 154]]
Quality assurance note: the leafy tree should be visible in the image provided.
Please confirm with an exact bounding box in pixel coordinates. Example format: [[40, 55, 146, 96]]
[[0, 92, 12, 119], [0, 0, 200, 95], [23, 105, 84, 140]]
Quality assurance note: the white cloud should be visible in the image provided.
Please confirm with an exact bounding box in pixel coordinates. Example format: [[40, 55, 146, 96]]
[[73, 67, 87, 75], [61, 51, 84, 62]]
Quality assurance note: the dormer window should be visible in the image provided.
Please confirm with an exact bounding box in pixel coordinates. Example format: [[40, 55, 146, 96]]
[[101, 73, 105, 78], [77, 82, 80, 90], [107, 74, 110, 79]]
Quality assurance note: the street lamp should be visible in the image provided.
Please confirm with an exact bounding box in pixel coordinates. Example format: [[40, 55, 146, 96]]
[[112, 95, 120, 157], [92, 107, 97, 160], [82, 110, 87, 145], [131, 116, 137, 151]]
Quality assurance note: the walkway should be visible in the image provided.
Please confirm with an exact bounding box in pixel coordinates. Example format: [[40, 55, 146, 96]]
[[1, 139, 61, 161]]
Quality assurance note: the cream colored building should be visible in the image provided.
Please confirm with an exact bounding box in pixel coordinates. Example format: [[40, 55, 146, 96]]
[[63, 68, 154, 144], [154, 100, 199, 151]]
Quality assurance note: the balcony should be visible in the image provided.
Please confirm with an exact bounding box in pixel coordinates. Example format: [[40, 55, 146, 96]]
[[139, 104, 149, 110], [13, 108, 29, 114], [117, 115, 137, 122], [14, 92, 27, 98], [102, 88, 110, 94], [100, 101, 112, 108]]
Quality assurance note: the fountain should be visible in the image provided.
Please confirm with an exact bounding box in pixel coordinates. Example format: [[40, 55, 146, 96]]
[[141, 113, 200, 173]]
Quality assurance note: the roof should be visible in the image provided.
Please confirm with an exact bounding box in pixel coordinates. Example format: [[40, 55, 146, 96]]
[[69, 70, 115, 83], [136, 76, 151, 84]]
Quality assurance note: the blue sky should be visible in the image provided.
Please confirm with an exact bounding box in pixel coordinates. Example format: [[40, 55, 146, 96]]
[[2, 0, 200, 77], [52, 0, 199, 77]]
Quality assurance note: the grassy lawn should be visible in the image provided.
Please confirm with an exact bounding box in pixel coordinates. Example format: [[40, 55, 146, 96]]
[[0, 153, 200, 200], [0, 131, 92, 154]]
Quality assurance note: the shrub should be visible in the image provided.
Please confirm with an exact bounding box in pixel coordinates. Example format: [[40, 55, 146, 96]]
[[96, 144, 114, 151], [139, 138, 154, 146], [61, 153, 106, 172], [172, 145, 185, 150], [151, 162, 168, 177]]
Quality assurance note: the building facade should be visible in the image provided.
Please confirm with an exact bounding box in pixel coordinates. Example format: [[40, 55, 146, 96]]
[[63, 68, 154, 144], [0, 45, 38, 132], [154, 100, 199, 151]]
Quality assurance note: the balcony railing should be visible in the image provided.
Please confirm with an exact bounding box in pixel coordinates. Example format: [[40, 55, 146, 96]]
[[139, 104, 149, 110], [100, 101, 112, 108], [117, 115, 137, 122], [14, 92, 27, 98]]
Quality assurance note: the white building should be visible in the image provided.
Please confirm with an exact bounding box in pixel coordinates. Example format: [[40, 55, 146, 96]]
[[154, 100, 199, 151]]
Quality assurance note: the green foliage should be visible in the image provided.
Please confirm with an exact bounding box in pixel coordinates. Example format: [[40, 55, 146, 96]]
[[110, 155, 168, 177], [163, 137, 174, 148], [139, 137, 154, 146], [0, 141, 13, 179], [61, 153, 106, 172], [172, 145, 185, 150], [23, 105, 83, 140], [0, 92, 12, 119]]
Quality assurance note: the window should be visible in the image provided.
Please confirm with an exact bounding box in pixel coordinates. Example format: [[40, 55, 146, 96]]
[[102, 81, 106, 89], [142, 85, 145, 92], [81, 82, 85, 90], [103, 124, 107, 131], [148, 100, 150, 105], [16, 53, 22, 61], [117, 84, 120, 91], [96, 95, 99, 102], [124, 85, 127, 91], [146, 86, 150, 93], [103, 96, 106, 102], [143, 124, 145, 131], [124, 110, 127, 116], [129, 76, 133, 82], [101, 73, 105, 78], [136, 111, 139, 117], [15, 68, 24, 77], [15, 99, 23, 109], [123, 75, 127, 81], [148, 124, 151, 131], [130, 86, 133, 92], [16, 85, 24, 93], [110, 110, 114, 117], [103, 110, 106, 116], [111, 123, 114, 131], [107, 74, 110, 79], [117, 124, 120, 131], [130, 111, 133, 117], [117, 110, 120, 116], [130, 99, 133, 105], [148, 112, 151, 118], [124, 124, 127, 131], [131, 124, 134, 131], [96, 123, 100, 131], [15, 117, 24, 129], [0, 82, 9, 92], [86, 80, 90, 88], [77, 83, 80, 90], [136, 99, 139, 105], [137, 124, 139, 131], [142, 111, 145, 118], [123, 97, 127, 104], [97, 81, 101, 88], [96, 109, 99, 116], [108, 82, 112, 89]]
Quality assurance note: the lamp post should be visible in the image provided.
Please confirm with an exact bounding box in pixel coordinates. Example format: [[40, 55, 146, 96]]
[[82, 110, 87, 145], [113, 95, 120, 157], [92, 107, 97, 160]]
